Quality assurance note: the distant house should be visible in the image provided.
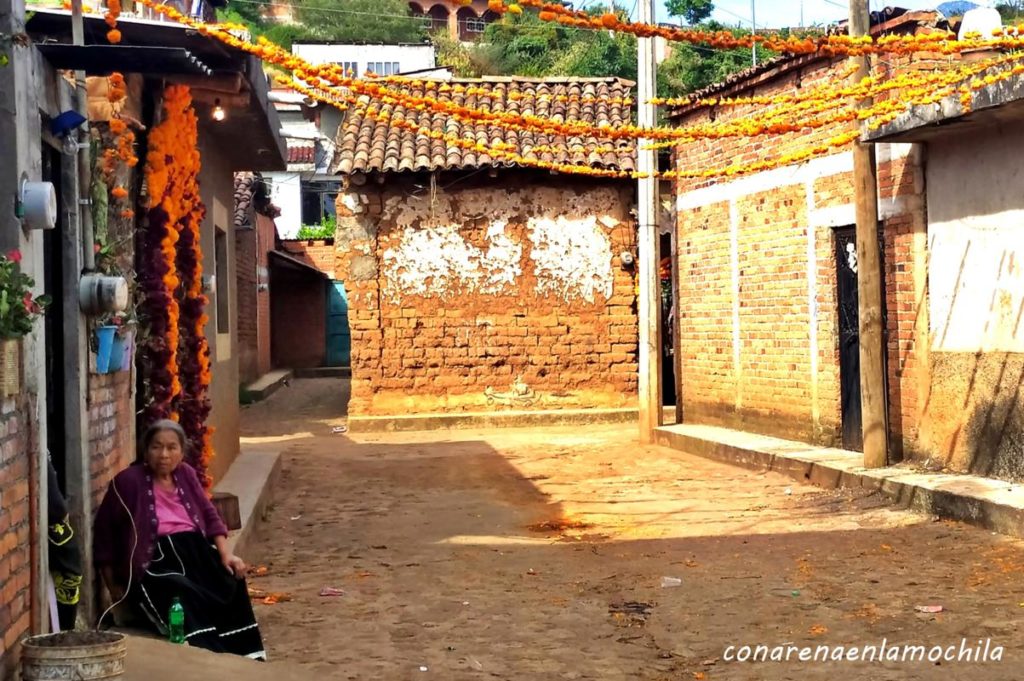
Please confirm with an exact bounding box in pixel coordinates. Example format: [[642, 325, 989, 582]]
[[408, 0, 500, 41], [292, 42, 440, 80], [267, 43, 449, 239], [330, 77, 640, 423]]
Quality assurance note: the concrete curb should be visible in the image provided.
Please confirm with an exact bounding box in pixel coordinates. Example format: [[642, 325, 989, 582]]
[[293, 366, 351, 379], [242, 370, 292, 403], [213, 448, 282, 557], [656, 423, 1024, 538], [348, 407, 675, 433]]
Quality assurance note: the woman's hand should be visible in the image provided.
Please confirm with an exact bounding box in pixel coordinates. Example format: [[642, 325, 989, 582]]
[[222, 553, 247, 578]]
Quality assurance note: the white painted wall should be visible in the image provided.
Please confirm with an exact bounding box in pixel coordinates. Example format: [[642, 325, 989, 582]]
[[378, 186, 617, 304], [926, 124, 1024, 353], [266, 171, 303, 238], [292, 43, 436, 77]]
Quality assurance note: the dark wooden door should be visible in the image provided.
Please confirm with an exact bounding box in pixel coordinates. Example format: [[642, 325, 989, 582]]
[[835, 227, 864, 452]]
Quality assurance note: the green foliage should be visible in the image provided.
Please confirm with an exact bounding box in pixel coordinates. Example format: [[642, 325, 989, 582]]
[[296, 0, 424, 43], [0, 251, 49, 339], [465, 3, 637, 80], [297, 215, 337, 240], [997, 2, 1024, 21], [657, 22, 772, 97], [220, 0, 423, 48], [665, 0, 714, 25], [432, 31, 483, 77]]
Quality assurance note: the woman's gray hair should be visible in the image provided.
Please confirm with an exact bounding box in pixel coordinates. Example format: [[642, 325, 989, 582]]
[[140, 419, 188, 458]]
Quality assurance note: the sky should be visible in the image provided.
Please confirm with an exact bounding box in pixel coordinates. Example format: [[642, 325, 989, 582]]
[[652, 0, 958, 28]]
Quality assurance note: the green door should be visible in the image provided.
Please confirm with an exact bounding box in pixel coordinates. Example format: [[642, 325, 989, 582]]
[[326, 280, 351, 367]]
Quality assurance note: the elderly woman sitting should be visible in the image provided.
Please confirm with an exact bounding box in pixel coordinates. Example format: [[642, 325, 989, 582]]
[[94, 420, 265, 659]]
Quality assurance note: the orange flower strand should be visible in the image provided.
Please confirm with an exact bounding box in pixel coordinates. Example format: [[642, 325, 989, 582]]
[[496, 0, 1024, 57], [138, 2, 1008, 150], [294, 77, 853, 183]]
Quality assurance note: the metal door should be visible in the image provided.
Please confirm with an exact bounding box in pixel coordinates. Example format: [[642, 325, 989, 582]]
[[326, 280, 351, 367]]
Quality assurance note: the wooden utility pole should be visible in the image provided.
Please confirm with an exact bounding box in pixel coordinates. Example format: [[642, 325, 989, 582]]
[[637, 0, 662, 443], [850, 0, 889, 468]]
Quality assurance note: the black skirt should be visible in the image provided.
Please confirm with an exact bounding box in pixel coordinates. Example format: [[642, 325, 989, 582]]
[[133, 531, 265, 659]]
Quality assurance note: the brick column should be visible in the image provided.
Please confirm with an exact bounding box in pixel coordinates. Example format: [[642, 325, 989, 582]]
[[335, 187, 382, 415]]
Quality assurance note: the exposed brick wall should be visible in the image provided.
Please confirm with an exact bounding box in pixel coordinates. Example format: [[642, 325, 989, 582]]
[[270, 268, 326, 369], [279, 239, 336, 277], [0, 398, 31, 677], [87, 371, 135, 509], [235, 214, 275, 385], [674, 55, 931, 456], [336, 174, 638, 416]]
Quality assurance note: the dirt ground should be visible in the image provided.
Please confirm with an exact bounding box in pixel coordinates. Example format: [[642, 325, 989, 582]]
[[241, 379, 1024, 681]]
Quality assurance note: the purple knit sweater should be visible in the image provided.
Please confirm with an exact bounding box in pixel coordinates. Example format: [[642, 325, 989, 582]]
[[93, 462, 228, 586]]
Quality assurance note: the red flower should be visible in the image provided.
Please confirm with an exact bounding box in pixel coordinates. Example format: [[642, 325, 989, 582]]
[[7, 249, 22, 264]]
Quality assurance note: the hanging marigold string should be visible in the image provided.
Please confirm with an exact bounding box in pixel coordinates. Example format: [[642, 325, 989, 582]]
[[140, 85, 196, 424], [104, 0, 121, 43], [135, 0, 1024, 153], [489, 0, 1024, 57], [139, 0, 1024, 185], [287, 75, 859, 182], [174, 157, 215, 488]]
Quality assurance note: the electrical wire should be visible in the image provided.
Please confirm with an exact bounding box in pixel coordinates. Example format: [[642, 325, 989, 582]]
[[96, 479, 137, 630]]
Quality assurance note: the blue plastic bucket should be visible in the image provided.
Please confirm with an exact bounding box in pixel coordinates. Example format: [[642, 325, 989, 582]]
[[95, 326, 117, 374]]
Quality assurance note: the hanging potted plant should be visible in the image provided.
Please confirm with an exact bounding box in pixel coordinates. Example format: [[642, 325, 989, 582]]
[[0, 250, 49, 396]]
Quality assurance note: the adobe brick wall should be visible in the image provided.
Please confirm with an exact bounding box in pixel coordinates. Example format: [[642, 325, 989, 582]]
[[674, 55, 934, 456], [335, 173, 638, 416], [235, 215, 275, 385], [0, 399, 31, 678], [279, 239, 336, 278]]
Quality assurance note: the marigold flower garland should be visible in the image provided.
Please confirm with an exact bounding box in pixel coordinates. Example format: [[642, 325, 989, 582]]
[[491, 0, 1024, 57], [140, 85, 193, 426], [137, 0, 1024, 155], [141, 0, 1024, 185], [137, 84, 216, 486], [175, 170, 215, 488], [104, 0, 121, 43]]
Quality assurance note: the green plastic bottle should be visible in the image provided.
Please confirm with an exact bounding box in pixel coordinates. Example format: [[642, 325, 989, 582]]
[[168, 597, 185, 644]]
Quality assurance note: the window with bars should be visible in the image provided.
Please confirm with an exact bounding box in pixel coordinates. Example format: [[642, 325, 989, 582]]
[[336, 61, 359, 78]]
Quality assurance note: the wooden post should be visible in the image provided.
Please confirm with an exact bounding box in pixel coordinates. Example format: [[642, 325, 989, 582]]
[[637, 0, 662, 442], [850, 0, 889, 468]]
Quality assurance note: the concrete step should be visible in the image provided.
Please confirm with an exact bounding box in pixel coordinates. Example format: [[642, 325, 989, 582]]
[[349, 406, 678, 433], [656, 422, 1024, 539]]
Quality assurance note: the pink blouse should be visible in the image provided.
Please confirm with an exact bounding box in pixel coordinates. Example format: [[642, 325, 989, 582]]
[[153, 483, 198, 536]]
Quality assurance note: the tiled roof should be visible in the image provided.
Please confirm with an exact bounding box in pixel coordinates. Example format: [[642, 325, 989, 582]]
[[287, 139, 315, 165], [234, 172, 258, 229], [332, 77, 636, 176], [233, 172, 280, 229]]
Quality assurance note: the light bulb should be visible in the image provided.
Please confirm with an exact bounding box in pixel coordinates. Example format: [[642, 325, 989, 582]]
[[212, 99, 226, 122]]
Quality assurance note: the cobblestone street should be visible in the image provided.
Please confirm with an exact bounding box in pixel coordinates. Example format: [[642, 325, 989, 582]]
[[236, 379, 1024, 680]]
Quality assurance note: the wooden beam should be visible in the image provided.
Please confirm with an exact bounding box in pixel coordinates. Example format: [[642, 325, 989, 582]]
[[637, 0, 662, 442], [166, 73, 244, 94], [850, 0, 889, 468]]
